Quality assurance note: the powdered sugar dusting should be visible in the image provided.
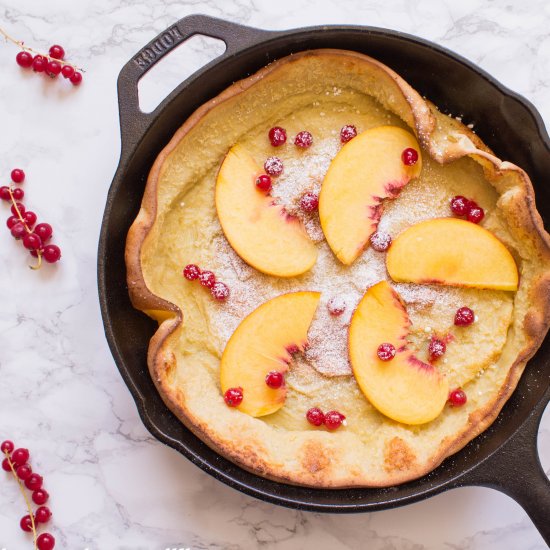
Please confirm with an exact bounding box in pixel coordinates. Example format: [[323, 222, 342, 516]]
[[302, 213, 325, 243], [270, 137, 340, 242], [377, 162, 451, 237], [211, 234, 388, 376], [272, 137, 339, 205], [208, 139, 470, 378], [395, 283, 461, 314], [305, 288, 356, 376]]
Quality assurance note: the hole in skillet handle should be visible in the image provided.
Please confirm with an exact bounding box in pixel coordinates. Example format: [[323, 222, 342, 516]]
[[138, 35, 226, 113], [116, 14, 273, 154]]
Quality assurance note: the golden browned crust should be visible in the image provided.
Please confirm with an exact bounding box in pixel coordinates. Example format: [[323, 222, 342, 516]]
[[125, 49, 550, 487], [384, 437, 418, 474]]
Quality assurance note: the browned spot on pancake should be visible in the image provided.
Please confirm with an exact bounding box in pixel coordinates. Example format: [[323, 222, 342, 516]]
[[238, 444, 270, 475], [162, 351, 177, 380], [467, 408, 487, 427], [198, 421, 272, 477], [524, 274, 550, 340], [384, 437, 417, 473], [301, 442, 332, 474]]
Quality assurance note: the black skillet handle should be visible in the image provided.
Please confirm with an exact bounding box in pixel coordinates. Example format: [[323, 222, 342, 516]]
[[459, 390, 550, 545], [116, 14, 272, 153]]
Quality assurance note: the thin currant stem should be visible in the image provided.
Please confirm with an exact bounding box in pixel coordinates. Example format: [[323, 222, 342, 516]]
[[0, 26, 85, 72], [3, 451, 38, 549], [8, 187, 32, 234], [30, 253, 43, 271], [8, 187, 43, 270]]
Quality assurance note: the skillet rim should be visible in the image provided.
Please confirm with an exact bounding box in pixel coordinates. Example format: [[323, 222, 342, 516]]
[[98, 18, 550, 512]]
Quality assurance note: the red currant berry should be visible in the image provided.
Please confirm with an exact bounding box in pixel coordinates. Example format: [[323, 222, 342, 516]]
[[0, 186, 11, 201], [340, 124, 357, 143], [46, 60, 62, 78], [11, 202, 25, 216], [449, 388, 467, 407], [401, 147, 419, 166], [49, 44, 65, 60], [16, 51, 33, 68], [198, 270, 216, 288], [2, 458, 12, 471], [11, 448, 29, 466], [23, 232, 42, 251], [43, 244, 61, 263], [299, 192, 319, 213], [268, 126, 287, 147], [454, 307, 475, 326], [294, 130, 313, 148], [264, 156, 283, 177], [37, 533, 56, 550], [428, 337, 446, 361], [25, 472, 43, 491], [183, 264, 201, 280], [377, 343, 396, 361], [20, 514, 34, 532], [15, 51, 32, 69], [211, 281, 230, 301], [255, 174, 272, 192], [286, 344, 300, 355], [23, 211, 37, 227], [35, 223, 53, 242], [327, 296, 346, 316], [32, 488, 49, 505], [324, 410, 346, 430], [265, 371, 284, 389], [467, 205, 485, 224], [16, 463, 32, 480], [12, 187, 24, 201], [224, 387, 243, 407], [5, 216, 17, 229], [11, 168, 25, 184], [35, 506, 52, 523], [70, 71, 83, 86], [450, 195, 469, 216], [369, 231, 392, 252], [32, 55, 47, 73], [1, 440, 14, 454], [61, 64, 74, 79], [306, 407, 325, 426], [11, 222, 26, 239]]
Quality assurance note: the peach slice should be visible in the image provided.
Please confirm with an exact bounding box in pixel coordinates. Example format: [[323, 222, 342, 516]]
[[386, 218, 518, 291], [319, 126, 422, 265], [220, 291, 321, 417], [349, 281, 449, 424], [216, 145, 318, 277]]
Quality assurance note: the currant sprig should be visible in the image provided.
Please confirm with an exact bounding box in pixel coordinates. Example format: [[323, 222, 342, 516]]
[[1, 169, 61, 269], [0, 26, 84, 85], [1, 440, 55, 549]]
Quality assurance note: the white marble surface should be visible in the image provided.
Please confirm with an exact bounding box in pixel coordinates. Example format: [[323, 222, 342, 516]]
[[0, 0, 549, 548]]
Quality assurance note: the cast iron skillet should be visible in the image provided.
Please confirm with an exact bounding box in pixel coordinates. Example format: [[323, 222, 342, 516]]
[[98, 15, 550, 543]]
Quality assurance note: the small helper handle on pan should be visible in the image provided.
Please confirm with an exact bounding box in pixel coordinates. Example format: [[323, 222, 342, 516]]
[[116, 15, 272, 153], [461, 389, 550, 546]]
